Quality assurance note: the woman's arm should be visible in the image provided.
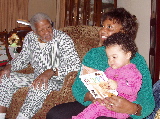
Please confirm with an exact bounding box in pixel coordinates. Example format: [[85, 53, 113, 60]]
[[72, 47, 109, 106], [103, 96, 142, 115], [130, 53, 155, 118]]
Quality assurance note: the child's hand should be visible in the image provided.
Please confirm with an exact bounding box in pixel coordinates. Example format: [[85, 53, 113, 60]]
[[108, 79, 117, 90], [82, 65, 98, 75]]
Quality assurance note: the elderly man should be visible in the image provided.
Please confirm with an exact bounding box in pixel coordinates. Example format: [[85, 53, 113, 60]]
[[0, 13, 80, 119]]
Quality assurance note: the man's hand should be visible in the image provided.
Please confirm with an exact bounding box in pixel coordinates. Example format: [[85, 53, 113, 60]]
[[32, 69, 55, 89], [0, 64, 11, 83]]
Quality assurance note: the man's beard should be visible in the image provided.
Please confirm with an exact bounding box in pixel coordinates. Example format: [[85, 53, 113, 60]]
[[39, 33, 53, 43]]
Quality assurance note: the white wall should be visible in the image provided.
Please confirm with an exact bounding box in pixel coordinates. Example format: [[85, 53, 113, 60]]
[[117, 0, 151, 66], [28, 0, 56, 22]]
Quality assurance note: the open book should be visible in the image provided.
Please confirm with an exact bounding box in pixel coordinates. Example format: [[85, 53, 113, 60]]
[[80, 65, 118, 99]]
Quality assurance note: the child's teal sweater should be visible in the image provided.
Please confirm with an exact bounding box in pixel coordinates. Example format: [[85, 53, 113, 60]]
[[72, 46, 155, 119]]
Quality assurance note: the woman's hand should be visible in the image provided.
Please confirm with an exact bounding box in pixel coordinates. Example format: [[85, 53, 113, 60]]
[[102, 96, 141, 115], [84, 92, 141, 115], [84, 92, 95, 102], [84, 92, 105, 105]]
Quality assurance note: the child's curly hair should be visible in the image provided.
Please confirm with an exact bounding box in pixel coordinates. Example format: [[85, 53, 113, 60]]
[[103, 32, 138, 59], [102, 8, 138, 40]]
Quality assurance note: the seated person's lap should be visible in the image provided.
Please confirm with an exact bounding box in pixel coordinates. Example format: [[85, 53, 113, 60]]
[[46, 101, 86, 119], [46, 101, 132, 119]]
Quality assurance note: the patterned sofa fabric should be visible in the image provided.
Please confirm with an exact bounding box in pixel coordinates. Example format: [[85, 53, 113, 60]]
[[59, 25, 101, 61]]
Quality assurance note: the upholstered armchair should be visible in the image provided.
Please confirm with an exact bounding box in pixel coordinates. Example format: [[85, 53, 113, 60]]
[[5, 25, 101, 119]]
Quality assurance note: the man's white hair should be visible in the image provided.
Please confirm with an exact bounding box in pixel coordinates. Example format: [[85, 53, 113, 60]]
[[30, 13, 52, 31]]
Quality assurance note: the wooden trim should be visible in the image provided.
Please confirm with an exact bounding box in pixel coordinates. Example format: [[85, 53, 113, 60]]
[[150, 0, 160, 84], [154, 0, 160, 83], [76, 0, 80, 25], [64, 0, 117, 27], [114, 0, 117, 8]]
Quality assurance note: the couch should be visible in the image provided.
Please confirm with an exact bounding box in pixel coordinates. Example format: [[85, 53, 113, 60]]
[[5, 25, 101, 119]]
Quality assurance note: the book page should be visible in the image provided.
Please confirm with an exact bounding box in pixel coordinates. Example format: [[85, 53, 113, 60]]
[[80, 65, 118, 99]]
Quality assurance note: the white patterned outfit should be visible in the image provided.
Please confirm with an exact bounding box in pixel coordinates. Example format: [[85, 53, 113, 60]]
[[0, 29, 81, 119]]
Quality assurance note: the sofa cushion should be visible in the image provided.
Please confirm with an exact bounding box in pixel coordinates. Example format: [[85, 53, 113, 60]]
[[59, 25, 101, 61]]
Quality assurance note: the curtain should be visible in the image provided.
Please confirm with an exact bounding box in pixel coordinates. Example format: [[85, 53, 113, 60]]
[[0, 0, 29, 32], [55, 0, 65, 29]]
